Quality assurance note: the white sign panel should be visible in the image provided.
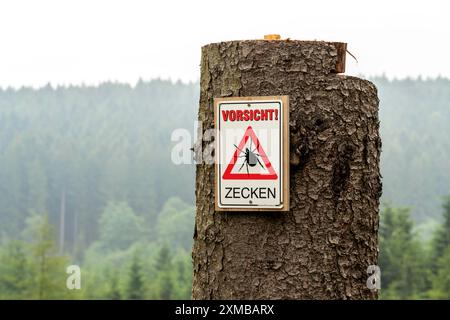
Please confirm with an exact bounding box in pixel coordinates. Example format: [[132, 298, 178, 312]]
[[215, 96, 289, 211]]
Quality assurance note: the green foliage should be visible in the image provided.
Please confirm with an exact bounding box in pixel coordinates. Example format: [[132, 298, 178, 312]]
[[430, 195, 450, 266], [152, 245, 174, 299], [79, 198, 193, 300], [379, 205, 428, 299], [81, 241, 191, 300], [0, 78, 448, 300], [380, 199, 450, 299], [107, 271, 122, 300], [125, 253, 145, 300], [0, 241, 31, 299], [0, 213, 78, 299], [156, 198, 195, 251], [172, 249, 193, 299], [0, 80, 197, 248], [26, 214, 72, 299], [98, 202, 144, 251], [155, 244, 172, 272], [157, 272, 174, 300], [428, 246, 450, 299], [147, 245, 192, 300], [426, 196, 450, 299]]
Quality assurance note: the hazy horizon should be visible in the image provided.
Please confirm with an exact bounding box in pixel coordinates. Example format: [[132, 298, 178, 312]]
[[1, 0, 449, 88], [0, 74, 449, 91]]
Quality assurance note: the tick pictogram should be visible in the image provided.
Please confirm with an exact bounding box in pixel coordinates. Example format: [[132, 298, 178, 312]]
[[234, 138, 265, 175]]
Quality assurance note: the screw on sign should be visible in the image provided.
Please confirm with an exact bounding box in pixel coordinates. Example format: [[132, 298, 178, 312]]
[[214, 96, 289, 211]]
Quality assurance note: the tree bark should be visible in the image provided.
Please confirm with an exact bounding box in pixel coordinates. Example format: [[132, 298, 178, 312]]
[[192, 40, 381, 299]]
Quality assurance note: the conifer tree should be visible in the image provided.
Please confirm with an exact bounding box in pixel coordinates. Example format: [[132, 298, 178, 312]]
[[126, 253, 145, 300]]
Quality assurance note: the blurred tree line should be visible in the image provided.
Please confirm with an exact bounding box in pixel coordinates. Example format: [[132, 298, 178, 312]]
[[0, 198, 194, 299], [0, 78, 448, 299], [379, 197, 450, 299], [374, 76, 450, 228], [0, 80, 197, 299]]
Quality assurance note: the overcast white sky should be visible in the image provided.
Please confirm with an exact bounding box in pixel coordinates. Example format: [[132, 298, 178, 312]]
[[0, 0, 449, 88]]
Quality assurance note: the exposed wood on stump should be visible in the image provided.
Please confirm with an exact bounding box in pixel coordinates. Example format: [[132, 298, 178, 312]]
[[192, 40, 381, 299]]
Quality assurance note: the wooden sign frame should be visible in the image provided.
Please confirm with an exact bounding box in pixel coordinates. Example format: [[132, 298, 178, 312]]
[[214, 96, 290, 212]]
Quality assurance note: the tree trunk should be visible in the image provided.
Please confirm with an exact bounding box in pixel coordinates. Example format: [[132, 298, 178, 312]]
[[192, 40, 381, 299], [59, 188, 66, 255]]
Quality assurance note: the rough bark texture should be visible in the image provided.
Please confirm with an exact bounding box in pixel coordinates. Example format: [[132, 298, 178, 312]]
[[192, 40, 381, 300]]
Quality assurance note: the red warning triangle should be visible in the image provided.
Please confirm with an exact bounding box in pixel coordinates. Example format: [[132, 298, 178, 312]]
[[222, 126, 278, 180]]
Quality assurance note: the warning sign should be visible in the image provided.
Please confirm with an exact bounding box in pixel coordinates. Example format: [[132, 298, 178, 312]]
[[215, 96, 289, 211], [222, 126, 278, 180]]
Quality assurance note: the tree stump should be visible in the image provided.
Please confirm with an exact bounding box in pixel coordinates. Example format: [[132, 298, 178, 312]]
[[192, 39, 381, 299]]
